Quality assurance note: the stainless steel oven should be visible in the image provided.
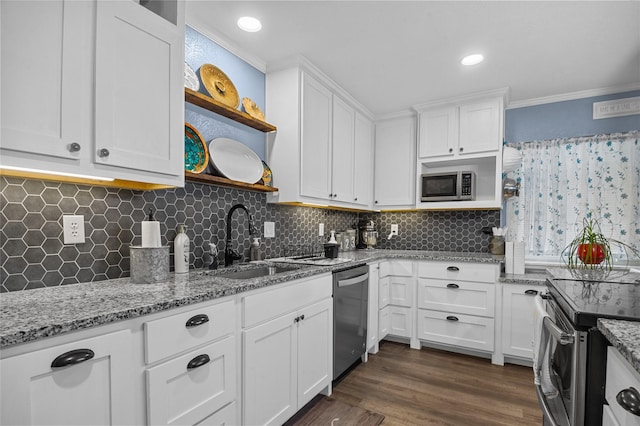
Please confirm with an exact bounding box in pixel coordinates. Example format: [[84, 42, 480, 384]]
[[537, 293, 587, 426], [540, 270, 640, 426]]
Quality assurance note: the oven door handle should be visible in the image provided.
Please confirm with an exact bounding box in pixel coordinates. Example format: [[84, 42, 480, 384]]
[[543, 316, 574, 345]]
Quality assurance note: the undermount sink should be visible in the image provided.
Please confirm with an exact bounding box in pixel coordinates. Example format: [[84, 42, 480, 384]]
[[216, 265, 299, 280]]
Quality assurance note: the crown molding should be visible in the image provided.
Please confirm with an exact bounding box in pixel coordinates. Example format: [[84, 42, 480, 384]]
[[411, 87, 510, 112], [506, 83, 640, 109]]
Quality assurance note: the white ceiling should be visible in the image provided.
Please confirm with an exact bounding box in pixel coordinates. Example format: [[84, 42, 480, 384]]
[[186, 1, 640, 117]]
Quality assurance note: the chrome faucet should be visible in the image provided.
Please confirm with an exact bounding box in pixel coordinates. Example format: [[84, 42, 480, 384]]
[[224, 203, 257, 266]]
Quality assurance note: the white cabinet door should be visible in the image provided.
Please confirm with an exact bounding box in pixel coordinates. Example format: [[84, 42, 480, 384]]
[[379, 276, 390, 308], [389, 276, 415, 308], [297, 299, 332, 408], [388, 306, 413, 338], [374, 115, 416, 208], [300, 72, 333, 200], [458, 98, 502, 156], [501, 285, 544, 359], [353, 112, 374, 207], [1, 0, 88, 160], [243, 311, 298, 426], [331, 95, 355, 203], [95, 0, 183, 178], [417, 309, 494, 352], [367, 264, 380, 353], [417, 278, 495, 317], [378, 306, 390, 340], [418, 107, 457, 159], [1, 330, 134, 426]]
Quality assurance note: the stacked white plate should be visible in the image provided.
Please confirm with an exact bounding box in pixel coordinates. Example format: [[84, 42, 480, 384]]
[[208, 138, 263, 184]]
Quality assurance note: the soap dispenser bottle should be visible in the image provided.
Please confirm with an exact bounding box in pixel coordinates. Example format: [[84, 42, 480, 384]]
[[174, 225, 190, 274], [250, 238, 262, 261]]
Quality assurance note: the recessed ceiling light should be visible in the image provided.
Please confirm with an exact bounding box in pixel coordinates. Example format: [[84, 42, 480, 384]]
[[461, 54, 484, 66], [237, 16, 262, 32]]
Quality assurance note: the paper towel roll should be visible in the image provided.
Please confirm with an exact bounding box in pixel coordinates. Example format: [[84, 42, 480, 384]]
[[141, 221, 161, 247], [505, 242, 514, 274], [513, 241, 525, 275]]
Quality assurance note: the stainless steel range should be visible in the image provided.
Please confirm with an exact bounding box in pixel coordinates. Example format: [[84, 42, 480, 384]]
[[539, 268, 640, 426]]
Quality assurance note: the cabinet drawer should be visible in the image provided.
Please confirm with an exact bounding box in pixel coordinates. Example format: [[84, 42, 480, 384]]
[[242, 274, 332, 328], [606, 347, 640, 426], [418, 278, 495, 317], [379, 261, 413, 277], [417, 309, 494, 352], [147, 336, 236, 426], [417, 261, 498, 283], [198, 401, 236, 426], [145, 299, 235, 364]]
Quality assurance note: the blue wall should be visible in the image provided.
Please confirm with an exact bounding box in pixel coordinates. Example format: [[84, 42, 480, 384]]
[[184, 26, 267, 159], [505, 90, 640, 143]]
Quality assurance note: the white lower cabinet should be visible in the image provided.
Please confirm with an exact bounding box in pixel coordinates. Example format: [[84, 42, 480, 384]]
[[500, 284, 545, 360], [241, 275, 333, 426], [0, 330, 134, 425], [367, 263, 380, 353], [377, 261, 416, 345], [416, 310, 494, 352], [605, 347, 640, 426]]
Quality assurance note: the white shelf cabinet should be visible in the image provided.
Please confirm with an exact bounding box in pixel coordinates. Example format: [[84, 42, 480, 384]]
[[0, 330, 135, 425], [0, 0, 185, 187], [266, 61, 375, 209], [413, 89, 507, 210], [373, 115, 416, 209]]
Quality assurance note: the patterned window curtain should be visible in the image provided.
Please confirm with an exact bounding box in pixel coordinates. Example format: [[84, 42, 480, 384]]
[[505, 131, 640, 262]]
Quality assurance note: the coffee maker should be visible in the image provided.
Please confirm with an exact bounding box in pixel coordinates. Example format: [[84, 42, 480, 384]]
[[357, 219, 378, 249]]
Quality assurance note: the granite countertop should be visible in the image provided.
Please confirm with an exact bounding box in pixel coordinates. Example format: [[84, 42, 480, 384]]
[[598, 318, 640, 375], [0, 250, 500, 349]]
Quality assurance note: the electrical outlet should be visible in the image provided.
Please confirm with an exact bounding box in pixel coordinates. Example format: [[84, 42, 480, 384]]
[[319, 223, 325, 236], [391, 224, 399, 235], [63, 215, 85, 244], [264, 221, 275, 238]]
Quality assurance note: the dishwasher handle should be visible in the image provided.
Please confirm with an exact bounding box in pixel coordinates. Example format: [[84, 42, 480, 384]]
[[337, 273, 369, 288]]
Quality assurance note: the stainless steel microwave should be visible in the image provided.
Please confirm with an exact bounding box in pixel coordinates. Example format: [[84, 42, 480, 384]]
[[421, 171, 475, 202]]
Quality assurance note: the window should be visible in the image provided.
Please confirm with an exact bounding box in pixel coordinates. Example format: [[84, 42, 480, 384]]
[[505, 131, 639, 264]]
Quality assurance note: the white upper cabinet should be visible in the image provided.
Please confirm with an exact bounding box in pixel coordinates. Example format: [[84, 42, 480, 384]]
[[418, 107, 457, 158], [266, 60, 375, 209], [373, 114, 416, 209], [1, 0, 90, 163], [0, 0, 185, 187], [94, 0, 183, 180]]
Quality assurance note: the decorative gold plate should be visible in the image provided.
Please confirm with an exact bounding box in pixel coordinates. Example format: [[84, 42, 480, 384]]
[[199, 64, 239, 109], [242, 97, 265, 121]]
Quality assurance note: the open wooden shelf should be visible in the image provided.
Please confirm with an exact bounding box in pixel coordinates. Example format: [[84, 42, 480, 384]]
[[184, 88, 277, 133], [184, 171, 278, 193]]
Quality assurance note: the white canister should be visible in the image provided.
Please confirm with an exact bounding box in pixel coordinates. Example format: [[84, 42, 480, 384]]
[[174, 225, 190, 274]]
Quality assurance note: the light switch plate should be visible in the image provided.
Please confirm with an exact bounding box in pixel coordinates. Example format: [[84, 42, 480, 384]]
[[63, 215, 85, 244], [264, 221, 275, 238], [390, 224, 399, 235]]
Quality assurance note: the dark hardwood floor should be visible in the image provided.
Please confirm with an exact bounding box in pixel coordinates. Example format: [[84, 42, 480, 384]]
[[331, 341, 543, 426]]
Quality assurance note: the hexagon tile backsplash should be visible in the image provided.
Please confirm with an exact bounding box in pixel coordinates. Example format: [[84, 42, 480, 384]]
[[0, 176, 499, 291]]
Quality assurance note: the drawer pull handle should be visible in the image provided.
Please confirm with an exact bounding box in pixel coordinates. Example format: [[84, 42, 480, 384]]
[[525, 289, 539, 296], [51, 349, 95, 368], [187, 354, 211, 370], [446, 266, 460, 272], [446, 283, 459, 289], [617, 387, 640, 416], [185, 314, 209, 328], [446, 316, 459, 322]]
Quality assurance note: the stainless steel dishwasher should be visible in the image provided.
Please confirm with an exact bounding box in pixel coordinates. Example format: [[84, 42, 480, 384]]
[[333, 264, 369, 381]]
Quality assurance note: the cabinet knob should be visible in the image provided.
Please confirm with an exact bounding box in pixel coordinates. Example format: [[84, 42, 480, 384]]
[[185, 314, 210, 328], [374, 200, 378, 204], [354, 197, 358, 201], [448, 148, 453, 153], [68, 143, 81, 153], [616, 387, 640, 416], [524, 289, 539, 296], [51, 349, 95, 368], [98, 148, 110, 158], [187, 354, 211, 370], [459, 147, 464, 152]]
